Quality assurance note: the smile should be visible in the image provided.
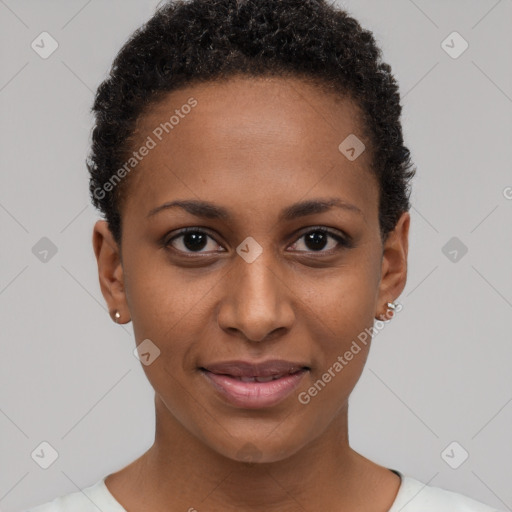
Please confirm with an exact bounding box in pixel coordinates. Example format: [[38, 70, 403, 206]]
[[200, 366, 309, 409]]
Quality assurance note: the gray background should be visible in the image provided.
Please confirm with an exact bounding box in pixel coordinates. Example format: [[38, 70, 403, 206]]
[[0, 0, 511, 511]]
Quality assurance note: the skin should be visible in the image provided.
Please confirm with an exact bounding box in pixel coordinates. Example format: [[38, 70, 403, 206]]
[[93, 75, 410, 512]]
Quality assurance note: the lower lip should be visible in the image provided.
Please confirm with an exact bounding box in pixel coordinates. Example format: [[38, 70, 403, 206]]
[[201, 369, 308, 409]]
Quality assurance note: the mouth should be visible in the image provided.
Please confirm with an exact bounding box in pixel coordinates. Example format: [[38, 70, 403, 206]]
[[199, 360, 310, 409], [212, 373, 298, 383]]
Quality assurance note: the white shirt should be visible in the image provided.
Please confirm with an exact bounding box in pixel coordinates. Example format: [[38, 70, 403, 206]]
[[25, 470, 502, 511]]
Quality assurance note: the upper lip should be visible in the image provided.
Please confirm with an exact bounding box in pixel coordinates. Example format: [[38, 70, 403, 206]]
[[201, 359, 310, 378]]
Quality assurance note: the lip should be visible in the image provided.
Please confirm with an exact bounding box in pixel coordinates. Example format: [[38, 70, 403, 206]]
[[202, 359, 310, 378], [200, 359, 310, 409]]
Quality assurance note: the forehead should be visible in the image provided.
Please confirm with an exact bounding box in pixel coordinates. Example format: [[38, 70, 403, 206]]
[[136, 75, 367, 152], [122, 76, 377, 226]]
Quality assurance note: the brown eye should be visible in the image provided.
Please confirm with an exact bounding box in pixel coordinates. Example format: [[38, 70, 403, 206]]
[[165, 228, 223, 254], [288, 228, 349, 253]]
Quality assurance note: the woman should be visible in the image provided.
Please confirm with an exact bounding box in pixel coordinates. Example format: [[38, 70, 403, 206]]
[[27, 0, 501, 510]]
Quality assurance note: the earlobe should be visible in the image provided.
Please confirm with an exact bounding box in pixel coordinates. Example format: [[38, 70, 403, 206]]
[[92, 220, 130, 323], [375, 211, 410, 319]]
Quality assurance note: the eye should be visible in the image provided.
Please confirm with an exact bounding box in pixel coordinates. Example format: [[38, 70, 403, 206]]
[[164, 227, 224, 254], [163, 226, 350, 256], [288, 227, 350, 253]]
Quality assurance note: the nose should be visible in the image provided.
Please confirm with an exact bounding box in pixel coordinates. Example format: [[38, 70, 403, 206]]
[[216, 252, 295, 343]]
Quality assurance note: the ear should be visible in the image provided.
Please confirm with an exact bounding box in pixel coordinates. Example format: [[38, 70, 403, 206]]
[[92, 220, 130, 323], [375, 211, 410, 319]]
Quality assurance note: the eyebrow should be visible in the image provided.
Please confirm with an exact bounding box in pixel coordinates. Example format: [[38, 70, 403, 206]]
[[146, 197, 363, 221]]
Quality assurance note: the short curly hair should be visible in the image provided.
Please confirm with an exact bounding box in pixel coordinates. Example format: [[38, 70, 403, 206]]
[[87, 0, 415, 246]]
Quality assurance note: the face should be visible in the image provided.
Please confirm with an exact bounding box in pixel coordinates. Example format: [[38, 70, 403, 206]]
[[93, 76, 409, 463]]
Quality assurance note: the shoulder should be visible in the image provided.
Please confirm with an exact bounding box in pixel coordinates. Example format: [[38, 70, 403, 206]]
[[389, 472, 501, 512], [25, 477, 125, 512]]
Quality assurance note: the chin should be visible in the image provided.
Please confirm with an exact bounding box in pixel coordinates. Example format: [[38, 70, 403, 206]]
[[209, 430, 310, 465]]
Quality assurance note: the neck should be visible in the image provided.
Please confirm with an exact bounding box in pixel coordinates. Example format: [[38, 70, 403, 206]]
[[111, 394, 399, 511]]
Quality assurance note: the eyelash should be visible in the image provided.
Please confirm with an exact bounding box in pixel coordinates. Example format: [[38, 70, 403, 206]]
[[162, 226, 352, 257]]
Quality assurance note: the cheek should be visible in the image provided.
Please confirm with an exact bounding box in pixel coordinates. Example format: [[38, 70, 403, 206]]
[[294, 257, 379, 395], [297, 259, 380, 339], [124, 255, 224, 404], [124, 250, 220, 343], [291, 296, 373, 437]]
